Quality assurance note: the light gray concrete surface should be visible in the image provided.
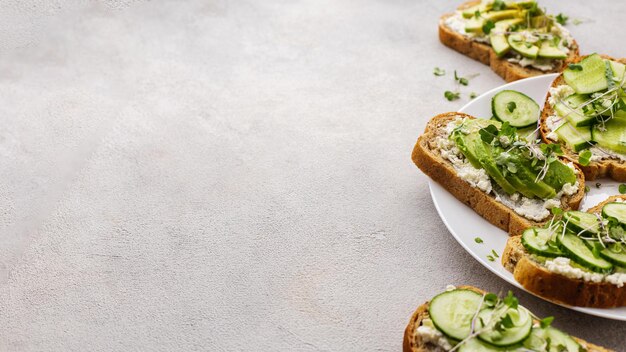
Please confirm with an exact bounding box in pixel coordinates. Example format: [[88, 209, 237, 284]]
[[0, 0, 624, 351]]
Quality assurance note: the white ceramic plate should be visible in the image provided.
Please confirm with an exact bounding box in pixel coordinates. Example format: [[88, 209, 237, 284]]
[[429, 73, 626, 320]]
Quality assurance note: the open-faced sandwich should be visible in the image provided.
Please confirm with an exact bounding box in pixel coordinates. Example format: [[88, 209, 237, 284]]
[[440, 0, 579, 82], [412, 111, 585, 235], [404, 285, 611, 351], [503, 195, 626, 308], [540, 53, 626, 181]]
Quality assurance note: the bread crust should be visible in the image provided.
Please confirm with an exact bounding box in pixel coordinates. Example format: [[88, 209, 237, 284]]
[[539, 55, 626, 181], [438, 2, 580, 82], [403, 285, 612, 352], [412, 112, 585, 236], [503, 195, 626, 308]]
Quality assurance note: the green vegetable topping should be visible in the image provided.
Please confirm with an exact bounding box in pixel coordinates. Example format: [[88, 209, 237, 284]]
[[585, 185, 590, 193], [433, 67, 445, 76], [469, 92, 478, 99], [568, 63, 583, 71], [539, 316, 554, 329], [503, 291, 518, 309], [620, 184, 626, 194], [444, 90, 460, 101], [506, 101, 517, 113], [478, 124, 499, 143], [578, 149, 592, 166], [487, 255, 495, 262], [474, 237, 484, 244], [492, 0, 506, 11], [555, 13, 568, 25], [482, 20, 495, 34]]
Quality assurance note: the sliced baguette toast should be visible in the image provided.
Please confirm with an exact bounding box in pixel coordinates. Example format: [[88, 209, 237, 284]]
[[439, 1, 580, 82], [503, 195, 626, 308], [403, 285, 612, 352], [539, 55, 626, 181], [412, 112, 585, 236]]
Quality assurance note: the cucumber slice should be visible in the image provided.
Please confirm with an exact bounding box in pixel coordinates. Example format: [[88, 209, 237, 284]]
[[553, 94, 596, 127], [609, 60, 626, 83], [554, 122, 593, 152], [428, 289, 483, 340], [545, 327, 582, 352], [522, 228, 563, 257], [602, 202, 626, 226], [563, 54, 609, 94], [476, 307, 532, 347], [563, 211, 600, 235], [491, 90, 540, 128], [523, 327, 581, 351], [507, 34, 539, 59], [538, 41, 567, 60], [591, 118, 626, 154], [600, 243, 626, 268], [457, 338, 504, 351], [558, 233, 613, 273]]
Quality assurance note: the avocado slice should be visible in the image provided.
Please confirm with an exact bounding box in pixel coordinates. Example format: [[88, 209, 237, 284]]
[[507, 153, 557, 199], [483, 9, 520, 22], [490, 18, 523, 57], [467, 135, 517, 195], [538, 41, 567, 59], [451, 131, 482, 169], [530, 15, 550, 28], [542, 160, 577, 191], [451, 119, 498, 168], [507, 34, 539, 59], [465, 17, 485, 33]]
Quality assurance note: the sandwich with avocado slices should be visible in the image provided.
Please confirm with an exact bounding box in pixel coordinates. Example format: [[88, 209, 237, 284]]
[[540, 53, 626, 181], [439, 0, 579, 82], [412, 112, 585, 235], [404, 286, 611, 351], [503, 195, 626, 308]]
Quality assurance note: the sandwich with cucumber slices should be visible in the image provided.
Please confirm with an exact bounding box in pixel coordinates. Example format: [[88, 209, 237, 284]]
[[404, 286, 611, 351], [412, 110, 585, 235], [440, 0, 579, 82], [540, 53, 626, 181], [503, 196, 626, 308]]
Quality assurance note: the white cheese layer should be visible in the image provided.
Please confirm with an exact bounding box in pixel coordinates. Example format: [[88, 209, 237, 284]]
[[443, 13, 489, 43], [544, 257, 604, 283], [542, 257, 626, 287], [415, 319, 453, 351]]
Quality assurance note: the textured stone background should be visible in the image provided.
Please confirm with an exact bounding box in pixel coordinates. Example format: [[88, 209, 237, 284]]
[[0, 0, 624, 350]]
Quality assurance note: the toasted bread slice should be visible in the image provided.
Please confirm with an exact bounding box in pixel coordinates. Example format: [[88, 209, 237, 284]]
[[539, 55, 626, 181], [503, 195, 626, 308], [403, 285, 612, 352], [439, 1, 580, 82], [412, 112, 585, 236]]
